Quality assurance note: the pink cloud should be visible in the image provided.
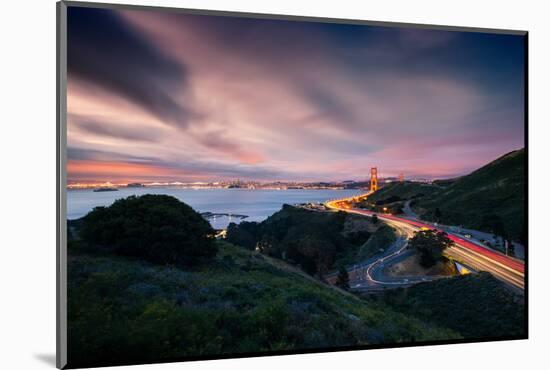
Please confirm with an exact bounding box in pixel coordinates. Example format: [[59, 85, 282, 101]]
[[66, 8, 524, 182]]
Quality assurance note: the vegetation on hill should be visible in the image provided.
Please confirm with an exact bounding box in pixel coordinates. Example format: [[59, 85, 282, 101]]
[[78, 195, 217, 265], [379, 272, 525, 339], [357, 225, 397, 261], [226, 205, 374, 277], [408, 230, 454, 268], [67, 242, 458, 366], [355, 182, 440, 215], [414, 149, 525, 242], [365, 182, 440, 204], [65, 193, 526, 367]]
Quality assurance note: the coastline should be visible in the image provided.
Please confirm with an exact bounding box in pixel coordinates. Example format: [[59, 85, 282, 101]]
[[67, 187, 363, 229]]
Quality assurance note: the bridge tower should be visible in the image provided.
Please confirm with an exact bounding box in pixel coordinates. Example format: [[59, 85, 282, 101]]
[[370, 167, 378, 192], [399, 173, 404, 183]]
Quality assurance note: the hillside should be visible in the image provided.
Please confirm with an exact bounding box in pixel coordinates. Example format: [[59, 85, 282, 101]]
[[360, 149, 525, 241], [366, 182, 440, 204], [226, 205, 388, 275], [67, 242, 458, 367], [414, 148, 525, 241], [357, 225, 397, 261], [379, 272, 525, 339]]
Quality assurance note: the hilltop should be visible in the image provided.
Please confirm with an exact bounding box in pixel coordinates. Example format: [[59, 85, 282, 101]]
[[363, 149, 525, 241]]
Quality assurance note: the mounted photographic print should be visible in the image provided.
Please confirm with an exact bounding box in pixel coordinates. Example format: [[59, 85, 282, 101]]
[[56, 1, 528, 368]]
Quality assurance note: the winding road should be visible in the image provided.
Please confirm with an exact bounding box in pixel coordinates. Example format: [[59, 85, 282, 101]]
[[325, 193, 525, 291]]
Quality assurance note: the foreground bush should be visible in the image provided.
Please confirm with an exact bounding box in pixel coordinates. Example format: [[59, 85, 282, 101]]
[[79, 194, 217, 264]]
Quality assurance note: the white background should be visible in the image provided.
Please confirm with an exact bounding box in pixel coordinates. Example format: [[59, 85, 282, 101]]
[[1, 0, 549, 369]]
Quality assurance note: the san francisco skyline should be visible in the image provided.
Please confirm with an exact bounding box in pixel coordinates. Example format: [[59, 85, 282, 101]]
[[67, 7, 525, 184]]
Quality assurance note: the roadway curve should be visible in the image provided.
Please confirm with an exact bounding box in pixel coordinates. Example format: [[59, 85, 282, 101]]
[[326, 194, 525, 291], [326, 199, 439, 291]]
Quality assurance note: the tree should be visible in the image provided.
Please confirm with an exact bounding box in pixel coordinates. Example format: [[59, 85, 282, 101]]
[[335, 266, 350, 290], [80, 195, 217, 265], [409, 229, 453, 268], [371, 214, 379, 224]]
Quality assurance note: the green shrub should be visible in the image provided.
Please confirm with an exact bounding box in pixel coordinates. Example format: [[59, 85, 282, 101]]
[[409, 230, 453, 268], [79, 194, 216, 264]]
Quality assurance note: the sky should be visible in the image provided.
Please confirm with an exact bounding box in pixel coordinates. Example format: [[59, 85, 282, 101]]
[[67, 6, 525, 184]]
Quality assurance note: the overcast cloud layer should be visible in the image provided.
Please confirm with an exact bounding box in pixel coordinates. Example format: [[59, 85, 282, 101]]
[[67, 6, 525, 183]]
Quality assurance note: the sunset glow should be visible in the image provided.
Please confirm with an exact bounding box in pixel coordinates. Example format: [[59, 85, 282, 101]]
[[67, 7, 525, 183]]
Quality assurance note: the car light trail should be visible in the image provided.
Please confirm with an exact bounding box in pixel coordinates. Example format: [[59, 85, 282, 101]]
[[326, 194, 525, 290]]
